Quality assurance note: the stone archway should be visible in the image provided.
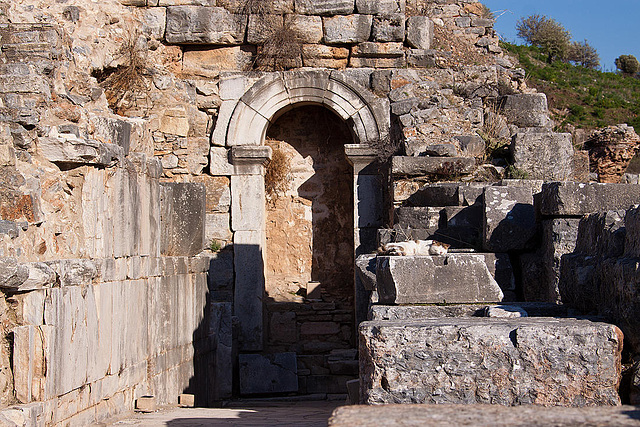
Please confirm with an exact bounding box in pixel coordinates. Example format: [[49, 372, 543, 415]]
[[224, 70, 389, 352]]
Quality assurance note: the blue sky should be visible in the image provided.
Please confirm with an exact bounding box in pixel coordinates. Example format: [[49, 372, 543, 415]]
[[481, 0, 640, 71]]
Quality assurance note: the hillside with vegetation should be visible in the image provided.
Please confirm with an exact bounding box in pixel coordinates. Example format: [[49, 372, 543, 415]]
[[501, 42, 640, 136]]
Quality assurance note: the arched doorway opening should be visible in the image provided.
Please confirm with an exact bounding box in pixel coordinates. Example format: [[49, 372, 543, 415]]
[[263, 106, 355, 365]]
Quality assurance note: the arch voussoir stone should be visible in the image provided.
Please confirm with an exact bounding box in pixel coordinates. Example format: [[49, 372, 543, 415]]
[[225, 69, 389, 147]]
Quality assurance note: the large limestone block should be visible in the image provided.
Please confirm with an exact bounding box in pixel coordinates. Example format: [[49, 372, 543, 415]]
[[539, 182, 640, 217], [296, 0, 354, 15], [391, 156, 476, 177], [284, 15, 323, 43], [38, 136, 123, 167], [183, 47, 254, 77], [360, 318, 623, 406], [356, 0, 404, 14], [165, 6, 247, 44], [406, 16, 433, 50], [369, 302, 571, 321], [323, 15, 373, 44], [501, 93, 550, 128], [371, 14, 405, 42], [539, 218, 580, 303], [510, 130, 574, 180], [483, 186, 537, 252], [160, 182, 206, 256], [376, 254, 504, 304], [234, 230, 265, 351], [239, 353, 298, 395]]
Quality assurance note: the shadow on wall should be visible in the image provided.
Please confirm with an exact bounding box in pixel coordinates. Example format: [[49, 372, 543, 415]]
[[183, 246, 236, 406]]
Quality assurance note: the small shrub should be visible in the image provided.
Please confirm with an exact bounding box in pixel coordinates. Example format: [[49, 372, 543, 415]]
[[253, 22, 303, 71], [99, 27, 150, 115], [209, 239, 222, 252], [264, 141, 292, 202], [241, 0, 270, 15], [615, 55, 640, 76], [505, 165, 529, 179]]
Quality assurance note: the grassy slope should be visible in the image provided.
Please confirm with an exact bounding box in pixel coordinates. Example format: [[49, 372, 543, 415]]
[[502, 42, 640, 134]]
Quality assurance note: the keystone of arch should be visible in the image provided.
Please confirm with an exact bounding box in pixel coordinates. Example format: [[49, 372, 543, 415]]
[[225, 70, 390, 147]]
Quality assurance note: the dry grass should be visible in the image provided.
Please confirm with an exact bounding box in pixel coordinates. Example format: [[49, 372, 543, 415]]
[[241, 0, 271, 15], [253, 22, 303, 71], [264, 140, 292, 202], [99, 28, 150, 115]]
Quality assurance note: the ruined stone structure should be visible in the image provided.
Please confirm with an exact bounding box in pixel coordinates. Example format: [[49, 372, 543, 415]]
[[1, 0, 640, 425]]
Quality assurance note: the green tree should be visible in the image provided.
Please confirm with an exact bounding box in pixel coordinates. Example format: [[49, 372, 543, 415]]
[[615, 55, 640, 75], [567, 40, 600, 69], [516, 14, 571, 63]]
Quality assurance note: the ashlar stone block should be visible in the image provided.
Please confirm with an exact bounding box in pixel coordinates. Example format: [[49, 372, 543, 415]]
[[239, 353, 298, 395], [376, 254, 504, 304], [360, 318, 623, 406], [539, 182, 640, 217], [483, 186, 537, 252], [406, 16, 433, 50], [323, 15, 373, 44], [296, 0, 354, 15], [165, 6, 247, 45]]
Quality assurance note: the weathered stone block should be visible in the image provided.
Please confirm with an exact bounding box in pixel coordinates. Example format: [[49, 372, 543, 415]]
[[38, 136, 122, 167], [350, 57, 406, 68], [0, 257, 28, 290], [165, 6, 247, 45], [356, 0, 404, 14], [209, 147, 234, 175], [369, 302, 570, 321], [501, 93, 550, 127], [285, 15, 323, 43], [538, 218, 581, 303], [160, 182, 206, 256], [296, 0, 354, 15], [323, 15, 373, 44], [371, 14, 405, 42], [239, 353, 298, 395], [483, 186, 537, 252], [376, 254, 503, 304], [511, 130, 574, 181], [406, 16, 433, 50], [302, 45, 349, 68], [355, 254, 377, 291], [234, 230, 265, 351], [351, 42, 404, 58], [360, 318, 622, 406], [183, 47, 254, 77], [394, 206, 441, 228], [231, 175, 265, 231], [539, 182, 640, 216], [205, 213, 232, 242], [391, 156, 476, 177]]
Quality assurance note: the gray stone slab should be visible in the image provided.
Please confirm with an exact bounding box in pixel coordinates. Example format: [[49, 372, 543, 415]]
[[500, 93, 550, 128], [38, 136, 123, 167], [296, 0, 354, 15], [510, 130, 574, 181], [160, 183, 206, 256], [371, 14, 405, 42], [0, 257, 28, 291], [376, 254, 504, 304], [323, 15, 372, 44], [239, 353, 298, 395], [539, 182, 640, 216], [0, 219, 20, 238], [392, 156, 476, 177], [406, 16, 433, 50], [165, 6, 247, 44], [355, 254, 376, 291], [234, 230, 265, 351], [355, 0, 404, 14], [483, 186, 537, 252], [369, 302, 571, 321], [329, 404, 640, 427], [540, 218, 581, 303], [359, 318, 622, 406]]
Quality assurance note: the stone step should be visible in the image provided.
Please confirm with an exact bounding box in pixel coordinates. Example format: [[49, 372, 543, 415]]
[[540, 181, 640, 217], [330, 404, 640, 426], [391, 156, 476, 177], [368, 302, 576, 321], [376, 254, 504, 304], [359, 317, 623, 406]]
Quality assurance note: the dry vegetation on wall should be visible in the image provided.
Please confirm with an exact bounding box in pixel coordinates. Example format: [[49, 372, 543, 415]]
[[253, 22, 303, 72], [96, 28, 151, 115], [264, 140, 292, 203]]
